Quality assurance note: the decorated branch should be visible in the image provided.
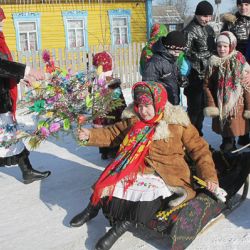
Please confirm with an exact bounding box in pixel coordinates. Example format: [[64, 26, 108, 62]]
[[19, 50, 124, 149]]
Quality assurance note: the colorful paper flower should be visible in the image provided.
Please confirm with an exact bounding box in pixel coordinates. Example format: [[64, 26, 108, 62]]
[[49, 123, 61, 133]]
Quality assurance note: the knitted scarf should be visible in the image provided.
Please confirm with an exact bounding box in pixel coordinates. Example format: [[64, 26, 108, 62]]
[[0, 31, 18, 118], [91, 81, 168, 205], [208, 51, 246, 122]]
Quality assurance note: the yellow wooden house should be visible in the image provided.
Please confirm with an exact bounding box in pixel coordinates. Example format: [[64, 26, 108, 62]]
[[1, 0, 153, 52]]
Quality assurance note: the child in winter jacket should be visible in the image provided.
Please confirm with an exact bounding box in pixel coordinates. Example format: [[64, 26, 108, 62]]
[[204, 31, 250, 152], [142, 31, 188, 105]]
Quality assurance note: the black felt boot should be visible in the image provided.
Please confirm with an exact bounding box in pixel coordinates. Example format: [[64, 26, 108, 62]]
[[70, 203, 100, 227], [18, 155, 51, 184], [220, 136, 236, 152], [95, 221, 133, 250], [238, 134, 250, 146]]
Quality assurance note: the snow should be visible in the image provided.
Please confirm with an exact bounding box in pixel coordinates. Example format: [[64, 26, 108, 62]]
[[1, 89, 250, 250]]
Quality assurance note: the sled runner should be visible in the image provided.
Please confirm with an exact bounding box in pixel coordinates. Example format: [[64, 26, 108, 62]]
[[199, 175, 249, 235]]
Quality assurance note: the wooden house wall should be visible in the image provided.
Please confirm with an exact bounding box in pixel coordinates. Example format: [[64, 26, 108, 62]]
[[2, 3, 147, 51]]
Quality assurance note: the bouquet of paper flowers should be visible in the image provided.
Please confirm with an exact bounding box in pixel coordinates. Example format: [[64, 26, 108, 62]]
[[19, 50, 124, 149]]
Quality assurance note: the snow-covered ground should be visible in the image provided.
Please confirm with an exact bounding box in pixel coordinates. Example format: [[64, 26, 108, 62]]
[[1, 89, 250, 250]]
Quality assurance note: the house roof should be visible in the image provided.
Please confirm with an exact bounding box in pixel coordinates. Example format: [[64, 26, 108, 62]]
[[153, 5, 184, 24]]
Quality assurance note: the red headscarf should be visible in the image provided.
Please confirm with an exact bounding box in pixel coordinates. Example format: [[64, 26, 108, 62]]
[[0, 7, 6, 22], [0, 8, 18, 118], [91, 81, 168, 205], [93, 51, 113, 75]]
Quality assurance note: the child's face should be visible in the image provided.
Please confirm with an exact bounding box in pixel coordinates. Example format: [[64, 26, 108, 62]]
[[238, 3, 250, 16], [168, 49, 182, 58], [138, 104, 155, 121], [217, 42, 230, 58]]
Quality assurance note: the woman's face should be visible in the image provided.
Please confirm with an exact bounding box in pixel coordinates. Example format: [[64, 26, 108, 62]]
[[238, 3, 250, 16], [138, 104, 155, 121], [217, 42, 230, 58]]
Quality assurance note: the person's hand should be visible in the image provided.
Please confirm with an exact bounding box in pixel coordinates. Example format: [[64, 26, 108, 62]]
[[206, 181, 218, 193], [78, 128, 90, 141], [22, 67, 45, 86]]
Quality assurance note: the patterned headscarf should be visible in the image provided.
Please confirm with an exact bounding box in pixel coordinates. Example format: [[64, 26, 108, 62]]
[[93, 51, 113, 77], [133, 85, 154, 105], [140, 24, 168, 74], [216, 31, 237, 54], [91, 81, 168, 205]]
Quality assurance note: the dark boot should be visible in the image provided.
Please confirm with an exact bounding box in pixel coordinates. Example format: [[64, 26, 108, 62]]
[[70, 203, 100, 227], [18, 156, 51, 184], [220, 136, 236, 152], [95, 221, 133, 250], [238, 134, 250, 146]]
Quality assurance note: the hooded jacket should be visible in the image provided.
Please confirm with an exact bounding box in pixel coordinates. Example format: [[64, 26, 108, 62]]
[[142, 38, 181, 105]]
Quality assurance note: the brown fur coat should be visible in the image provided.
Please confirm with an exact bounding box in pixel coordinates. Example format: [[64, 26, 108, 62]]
[[86, 103, 218, 207]]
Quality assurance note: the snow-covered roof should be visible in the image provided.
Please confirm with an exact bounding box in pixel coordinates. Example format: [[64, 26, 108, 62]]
[[153, 5, 184, 24]]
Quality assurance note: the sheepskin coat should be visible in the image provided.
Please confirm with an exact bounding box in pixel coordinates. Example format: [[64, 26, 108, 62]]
[[86, 103, 218, 206], [203, 51, 250, 137]]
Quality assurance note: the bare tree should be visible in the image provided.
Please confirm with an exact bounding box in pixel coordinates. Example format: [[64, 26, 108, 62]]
[[155, 0, 189, 18], [175, 0, 189, 18]]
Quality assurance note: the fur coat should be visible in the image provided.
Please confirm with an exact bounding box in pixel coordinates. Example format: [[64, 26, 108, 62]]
[[85, 103, 218, 207]]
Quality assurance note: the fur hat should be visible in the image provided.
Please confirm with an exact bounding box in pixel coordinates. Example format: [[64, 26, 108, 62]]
[[216, 31, 237, 53], [195, 1, 213, 16], [93, 51, 113, 77], [162, 31, 186, 50], [237, 0, 250, 5], [0, 7, 6, 22], [222, 13, 237, 24]]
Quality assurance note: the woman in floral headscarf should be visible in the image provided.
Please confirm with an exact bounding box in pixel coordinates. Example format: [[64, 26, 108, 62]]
[[70, 81, 221, 250], [204, 31, 250, 152]]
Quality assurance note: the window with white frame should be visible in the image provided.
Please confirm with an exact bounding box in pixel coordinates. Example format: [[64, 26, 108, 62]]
[[62, 11, 88, 50], [19, 22, 38, 51], [13, 13, 41, 52], [108, 10, 131, 46]]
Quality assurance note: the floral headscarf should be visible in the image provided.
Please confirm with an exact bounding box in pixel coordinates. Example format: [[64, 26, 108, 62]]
[[140, 24, 168, 74]]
